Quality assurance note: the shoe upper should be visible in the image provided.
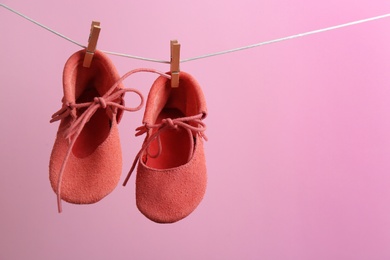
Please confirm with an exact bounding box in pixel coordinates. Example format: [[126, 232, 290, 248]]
[[49, 50, 125, 209], [135, 71, 208, 223]]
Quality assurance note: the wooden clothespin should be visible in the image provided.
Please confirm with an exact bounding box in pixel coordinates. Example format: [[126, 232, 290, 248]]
[[83, 21, 101, 68], [170, 40, 181, 88]]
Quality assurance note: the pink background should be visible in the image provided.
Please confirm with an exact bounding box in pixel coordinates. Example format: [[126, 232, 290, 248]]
[[1, 0, 390, 259]]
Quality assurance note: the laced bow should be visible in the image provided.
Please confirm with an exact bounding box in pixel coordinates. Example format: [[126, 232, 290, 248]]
[[123, 113, 207, 186], [51, 68, 171, 213]]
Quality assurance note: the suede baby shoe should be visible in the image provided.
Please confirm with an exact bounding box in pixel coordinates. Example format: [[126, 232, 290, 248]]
[[49, 50, 144, 213], [123, 71, 208, 223]]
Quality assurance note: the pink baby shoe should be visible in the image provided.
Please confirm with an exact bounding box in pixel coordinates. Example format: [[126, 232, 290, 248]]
[[124, 71, 208, 223], [49, 50, 144, 213]]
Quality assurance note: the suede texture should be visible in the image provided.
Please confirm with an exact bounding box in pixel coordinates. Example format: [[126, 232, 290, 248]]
[[136, 71, 207, 223], [142, 71, 207, 125], [49, 50, 123, 205]]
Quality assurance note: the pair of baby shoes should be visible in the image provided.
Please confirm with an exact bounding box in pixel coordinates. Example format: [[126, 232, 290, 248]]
[[49, 50, 207, 223]]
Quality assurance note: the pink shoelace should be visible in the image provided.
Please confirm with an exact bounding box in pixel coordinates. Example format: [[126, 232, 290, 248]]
[[50, 68, 171, 213], [123, 113, 207, 186]]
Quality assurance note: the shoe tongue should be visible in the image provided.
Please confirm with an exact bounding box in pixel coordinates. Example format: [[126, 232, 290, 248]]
[[143, 71, 207, 125], [62, 50, 124, 122], [142, 76, 171, 124]]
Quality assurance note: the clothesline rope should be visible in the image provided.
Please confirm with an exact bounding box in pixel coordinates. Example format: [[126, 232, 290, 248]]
[[1, 3, 390, 64]]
